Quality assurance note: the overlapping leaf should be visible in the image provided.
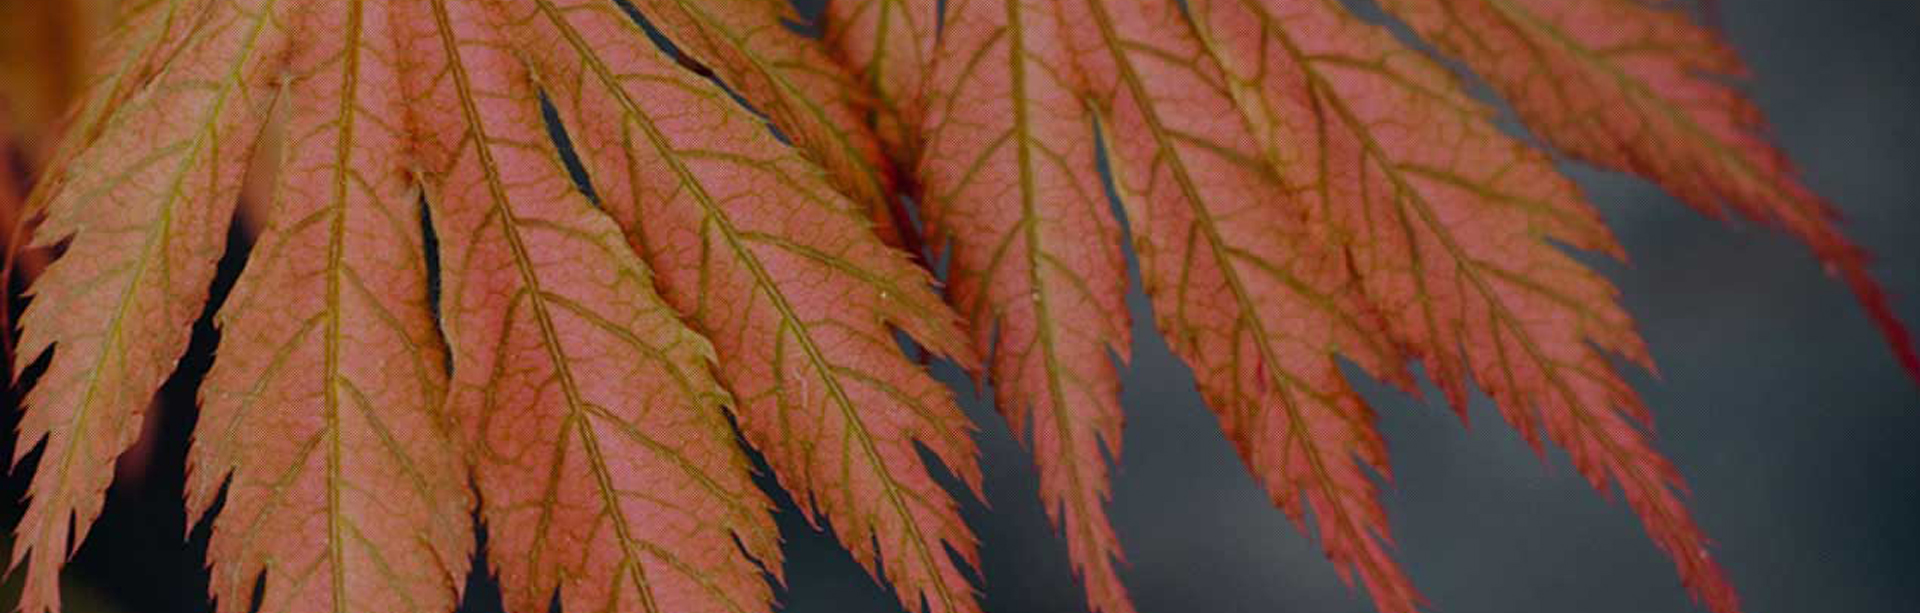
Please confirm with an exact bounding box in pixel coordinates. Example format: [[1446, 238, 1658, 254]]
[[1072, 1, 1425, 610], [1176, 0, 1734, 610], [632, 0, 908, 246], [413, 3, 783, 611], [487, 2, 986, 612], [186, 4, 471, 612], [916, 1, 1132, 612], [1380, 0, 1918, 378], [9, 0, 286, 610], [8, 2, 1911, 613], [820, 0, 939, 150]]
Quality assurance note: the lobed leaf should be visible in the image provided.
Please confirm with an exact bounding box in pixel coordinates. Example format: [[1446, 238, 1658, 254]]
[[917, 1, 1133, 612], [9, 0, 287, 609], [411, 1, 782, 612], [490, 2, 988, 611], [1178, 0, 1736, 610], [1071, 1, 1423, 610], [819, 0, 940, 151], [187, 4, 472, 613], [1381, 0, 1918, 379], [632, 0, 909, 247], [20, 0, 212, 218]]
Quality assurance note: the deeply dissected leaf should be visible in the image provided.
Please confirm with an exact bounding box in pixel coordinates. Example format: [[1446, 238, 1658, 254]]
[[9, 1, 1910, 613], [495, 2, 986, 612], [1072, 1, 1423, 610], [9, 0, 287, 609], [185, 4, 472, 613], [917, 1, 1133, 612], [1177, 0, 1734, 610], [632, 0, 909, 247], [1380, 0, 1918, 379], [414, 2, 783, 612]]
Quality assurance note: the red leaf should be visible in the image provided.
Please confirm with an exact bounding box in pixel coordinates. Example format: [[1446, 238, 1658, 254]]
[[1383, 0, 1917, 380], [918, 0, 1134, 611], [492, 2, 987, 612], [9, 1, 286, 609], [187, 5, 472, 612], [411, 2, 781, 612]]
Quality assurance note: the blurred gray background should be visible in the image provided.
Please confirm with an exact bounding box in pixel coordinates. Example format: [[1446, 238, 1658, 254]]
[[5, 0, 1914, 612]]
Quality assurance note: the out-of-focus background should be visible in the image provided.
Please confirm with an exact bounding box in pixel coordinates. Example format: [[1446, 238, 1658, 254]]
[[0, 0, 1914, 612]]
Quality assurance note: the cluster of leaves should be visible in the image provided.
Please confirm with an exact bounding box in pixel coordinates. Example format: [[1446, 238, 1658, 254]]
[[5, 1, 1912, 613]]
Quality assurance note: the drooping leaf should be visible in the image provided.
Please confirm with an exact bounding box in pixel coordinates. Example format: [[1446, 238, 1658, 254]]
[[916, 1, 1133, 612], [8, 0, 287, 609], [1175, 0, 1736, 610], [631, 0, 910, 247], [491, 3, 987, 612], [411, 2, 781, 612], [1068, 1, 1424, 610], [1380, 0, 1918, 379], [10, 1, 1908, 613], [186, 4, 471, 612]]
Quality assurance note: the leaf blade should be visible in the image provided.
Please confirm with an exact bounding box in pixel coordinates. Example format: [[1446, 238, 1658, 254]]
[[494, 3, 988, 611], [410, 3, 781, 613], [188, 5, 473, 613], [917, 1, 1134, 611], [1178, 0, 1739, 610], [1073, 2, 1424, 611], [11, 1, 287, 609], [1383, 0, 1917, 379], [633, 0, 909, 247]]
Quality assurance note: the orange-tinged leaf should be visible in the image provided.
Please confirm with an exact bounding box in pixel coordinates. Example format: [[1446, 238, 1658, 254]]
[[1381, 0, 1918, 379], [491, 3, 986, 612], [410, 2, 781, 612], [917, 1, 1133, 612], [9, 0, 287, 609], [186, 4, 472, 613], [1071, 2, 1422, 611], [632, 0, 909, 247], [820, 0, 939, 150], [1178, 0, 1736, 610]]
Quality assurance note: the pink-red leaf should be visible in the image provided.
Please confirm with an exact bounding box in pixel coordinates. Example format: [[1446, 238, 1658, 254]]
[[633, 0, 909, 247], [496, 3, 987, 611], [1070, 2, 1424, 611], [820, 0, 940, 151], [1382, 0, 1917, 379], [9, 1, 286, 609], [918, 1, 1133, 612], [1176, 0, 1738, 610], [411, 2, 781, 612], [187, 5, 472, 613]]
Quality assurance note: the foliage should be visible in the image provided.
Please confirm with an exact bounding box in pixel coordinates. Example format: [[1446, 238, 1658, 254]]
[[3, 1, 1911, 613]]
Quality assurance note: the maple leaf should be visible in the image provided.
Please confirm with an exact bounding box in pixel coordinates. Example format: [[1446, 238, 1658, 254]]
[[185, 4, 471, 613], [499, 2, 987, 611], [9, 0, 287, 609], [5, 1, 1912, 613], [1174, 1, 1737, 609], [914, 1, 1133, 612], [630, 0, 912, 248], [883, 0, 1904, 612], [1379, 0, 1920, 379]]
